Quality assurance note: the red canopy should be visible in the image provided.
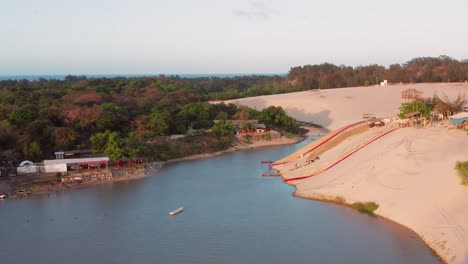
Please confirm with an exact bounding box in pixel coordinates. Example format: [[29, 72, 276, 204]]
[[78, 160, 108, 165]]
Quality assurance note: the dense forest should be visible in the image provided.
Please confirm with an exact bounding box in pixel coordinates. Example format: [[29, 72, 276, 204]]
[[0, 76, 297, 162], [0, 55, 466, 162]]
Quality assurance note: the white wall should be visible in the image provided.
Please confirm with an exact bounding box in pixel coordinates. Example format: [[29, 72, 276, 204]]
[[17, 166, 39, 175], [44, 163, 67, 173]]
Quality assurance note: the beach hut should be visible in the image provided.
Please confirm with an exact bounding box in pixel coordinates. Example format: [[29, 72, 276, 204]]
[[401, 89, 423, 101], [449, 112, 468, 125], [404, 112, 421, 118]]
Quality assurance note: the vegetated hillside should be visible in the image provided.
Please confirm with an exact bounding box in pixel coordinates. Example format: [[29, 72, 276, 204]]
[[0, 76, 297, 162]]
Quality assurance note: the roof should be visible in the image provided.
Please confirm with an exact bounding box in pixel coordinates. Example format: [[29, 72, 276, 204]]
[[54, 149, 93, 155], [449, 112, 468, 119], [228, 120, 259, 126], [44, 157, 109, 165], [404, 112, 421, 118], [402, 88, 423, 94]]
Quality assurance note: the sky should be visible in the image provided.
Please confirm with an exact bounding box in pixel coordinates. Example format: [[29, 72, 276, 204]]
[[0, 0, 467, 75]]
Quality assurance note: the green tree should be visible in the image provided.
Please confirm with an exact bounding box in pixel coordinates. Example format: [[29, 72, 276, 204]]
[[9, 108, 36, 123], [23, 141, 43, 161], [241, 121, 255, 130], [125, 134, 147, 160], [90, 130, 112, 153], [146, 110, 170, 136], [211, 120, 237, 136], [215, 111, 228, 121], [398, 100, 431, 118], [259, 106, 297, 133], [180, 102, 211, 122], [105, 132, 125, 161], [96, 103, 129, 131], [91, 130, 126, 161]]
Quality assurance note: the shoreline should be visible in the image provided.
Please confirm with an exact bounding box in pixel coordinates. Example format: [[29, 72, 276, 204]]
[[289, 190, 448, 264], [4, 132, 309, 198], [269, 124, 467, 264]]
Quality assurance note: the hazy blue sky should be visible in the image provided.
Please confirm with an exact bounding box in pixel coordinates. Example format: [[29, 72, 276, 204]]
[[1, 0, 467, 75]]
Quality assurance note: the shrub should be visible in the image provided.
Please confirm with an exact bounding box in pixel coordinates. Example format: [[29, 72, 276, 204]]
[[192, 120, 212, 129], [455, 161, 468, 185], [351, 201, 379, 214], [334, 196, 346, 204], [243, 134, 252, 144]]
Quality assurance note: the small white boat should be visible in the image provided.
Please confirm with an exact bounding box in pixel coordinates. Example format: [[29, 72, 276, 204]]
[[0, 193, 6, 199], [169, 207, 184, 216]]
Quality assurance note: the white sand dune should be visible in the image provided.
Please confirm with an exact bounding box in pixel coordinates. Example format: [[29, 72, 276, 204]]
[[226, 83, 468, 264], [228, 83, 467, 130]]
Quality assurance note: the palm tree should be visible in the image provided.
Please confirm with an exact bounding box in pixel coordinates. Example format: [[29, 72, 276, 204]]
[[434, 93, 466, 118]]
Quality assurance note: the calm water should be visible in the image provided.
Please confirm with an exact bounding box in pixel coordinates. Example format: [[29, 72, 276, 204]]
[[0, 137, 440, 264]]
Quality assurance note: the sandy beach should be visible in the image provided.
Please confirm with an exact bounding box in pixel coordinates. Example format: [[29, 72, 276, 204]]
[[228, 83, 468, 264]]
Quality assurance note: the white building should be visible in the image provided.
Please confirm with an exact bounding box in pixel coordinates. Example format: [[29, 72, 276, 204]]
[[17, 160, 43, 175], [43, 151, 109, 173]]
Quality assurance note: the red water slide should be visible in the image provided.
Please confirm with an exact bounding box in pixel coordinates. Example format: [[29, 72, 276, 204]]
[[284, 127, 400, 183], [270, 121, 366, 167]]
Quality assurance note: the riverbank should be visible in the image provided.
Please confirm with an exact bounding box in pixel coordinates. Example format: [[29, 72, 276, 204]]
[[1, 130, 309, 198], [290, 191, 448, 264], [271, 122, 468, 264], [165, 131, 308, 164]]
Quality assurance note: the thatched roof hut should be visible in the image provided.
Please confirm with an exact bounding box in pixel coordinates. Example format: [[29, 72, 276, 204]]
[[404, 112, 421, 118], [402, 89, 423, 100]]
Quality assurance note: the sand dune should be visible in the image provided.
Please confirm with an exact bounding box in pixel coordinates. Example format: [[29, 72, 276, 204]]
[[227, 83, 468, 263], [228, 83, 467, 130]]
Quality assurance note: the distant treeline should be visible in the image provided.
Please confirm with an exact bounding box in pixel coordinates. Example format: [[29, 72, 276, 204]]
[[187, 55, 467, 99], [288, 55, 468, 91]]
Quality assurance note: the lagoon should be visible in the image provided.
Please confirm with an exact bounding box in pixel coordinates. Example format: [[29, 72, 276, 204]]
[[0, 137, 440, 264]]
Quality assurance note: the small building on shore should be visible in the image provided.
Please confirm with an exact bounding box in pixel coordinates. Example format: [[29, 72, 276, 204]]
[[43, 150, 109, 173], [449, 112, 468, 125], [401, 88, 423, 101], [17, 160, 44, 175]]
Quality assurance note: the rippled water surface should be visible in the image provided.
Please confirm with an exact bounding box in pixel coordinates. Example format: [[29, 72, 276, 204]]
[[0, 137, 440, 264]]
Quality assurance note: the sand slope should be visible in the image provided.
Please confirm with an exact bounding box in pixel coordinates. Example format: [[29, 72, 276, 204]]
[[227, 83, 468, 263], [292, 125, 468, 263], [228, 83, 468, 130]]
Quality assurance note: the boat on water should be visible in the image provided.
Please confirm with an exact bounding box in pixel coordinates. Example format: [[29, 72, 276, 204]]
[[0, 193, 6, 199], [169, 207, 184, 216]]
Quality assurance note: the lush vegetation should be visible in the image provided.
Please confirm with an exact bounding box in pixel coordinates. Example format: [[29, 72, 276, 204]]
[[0, 74, 298, 162], [455, 161, 468, 185], [398, 101, 432, 118], [351, 201, 380, 215], [399, 93, 466, 119]]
